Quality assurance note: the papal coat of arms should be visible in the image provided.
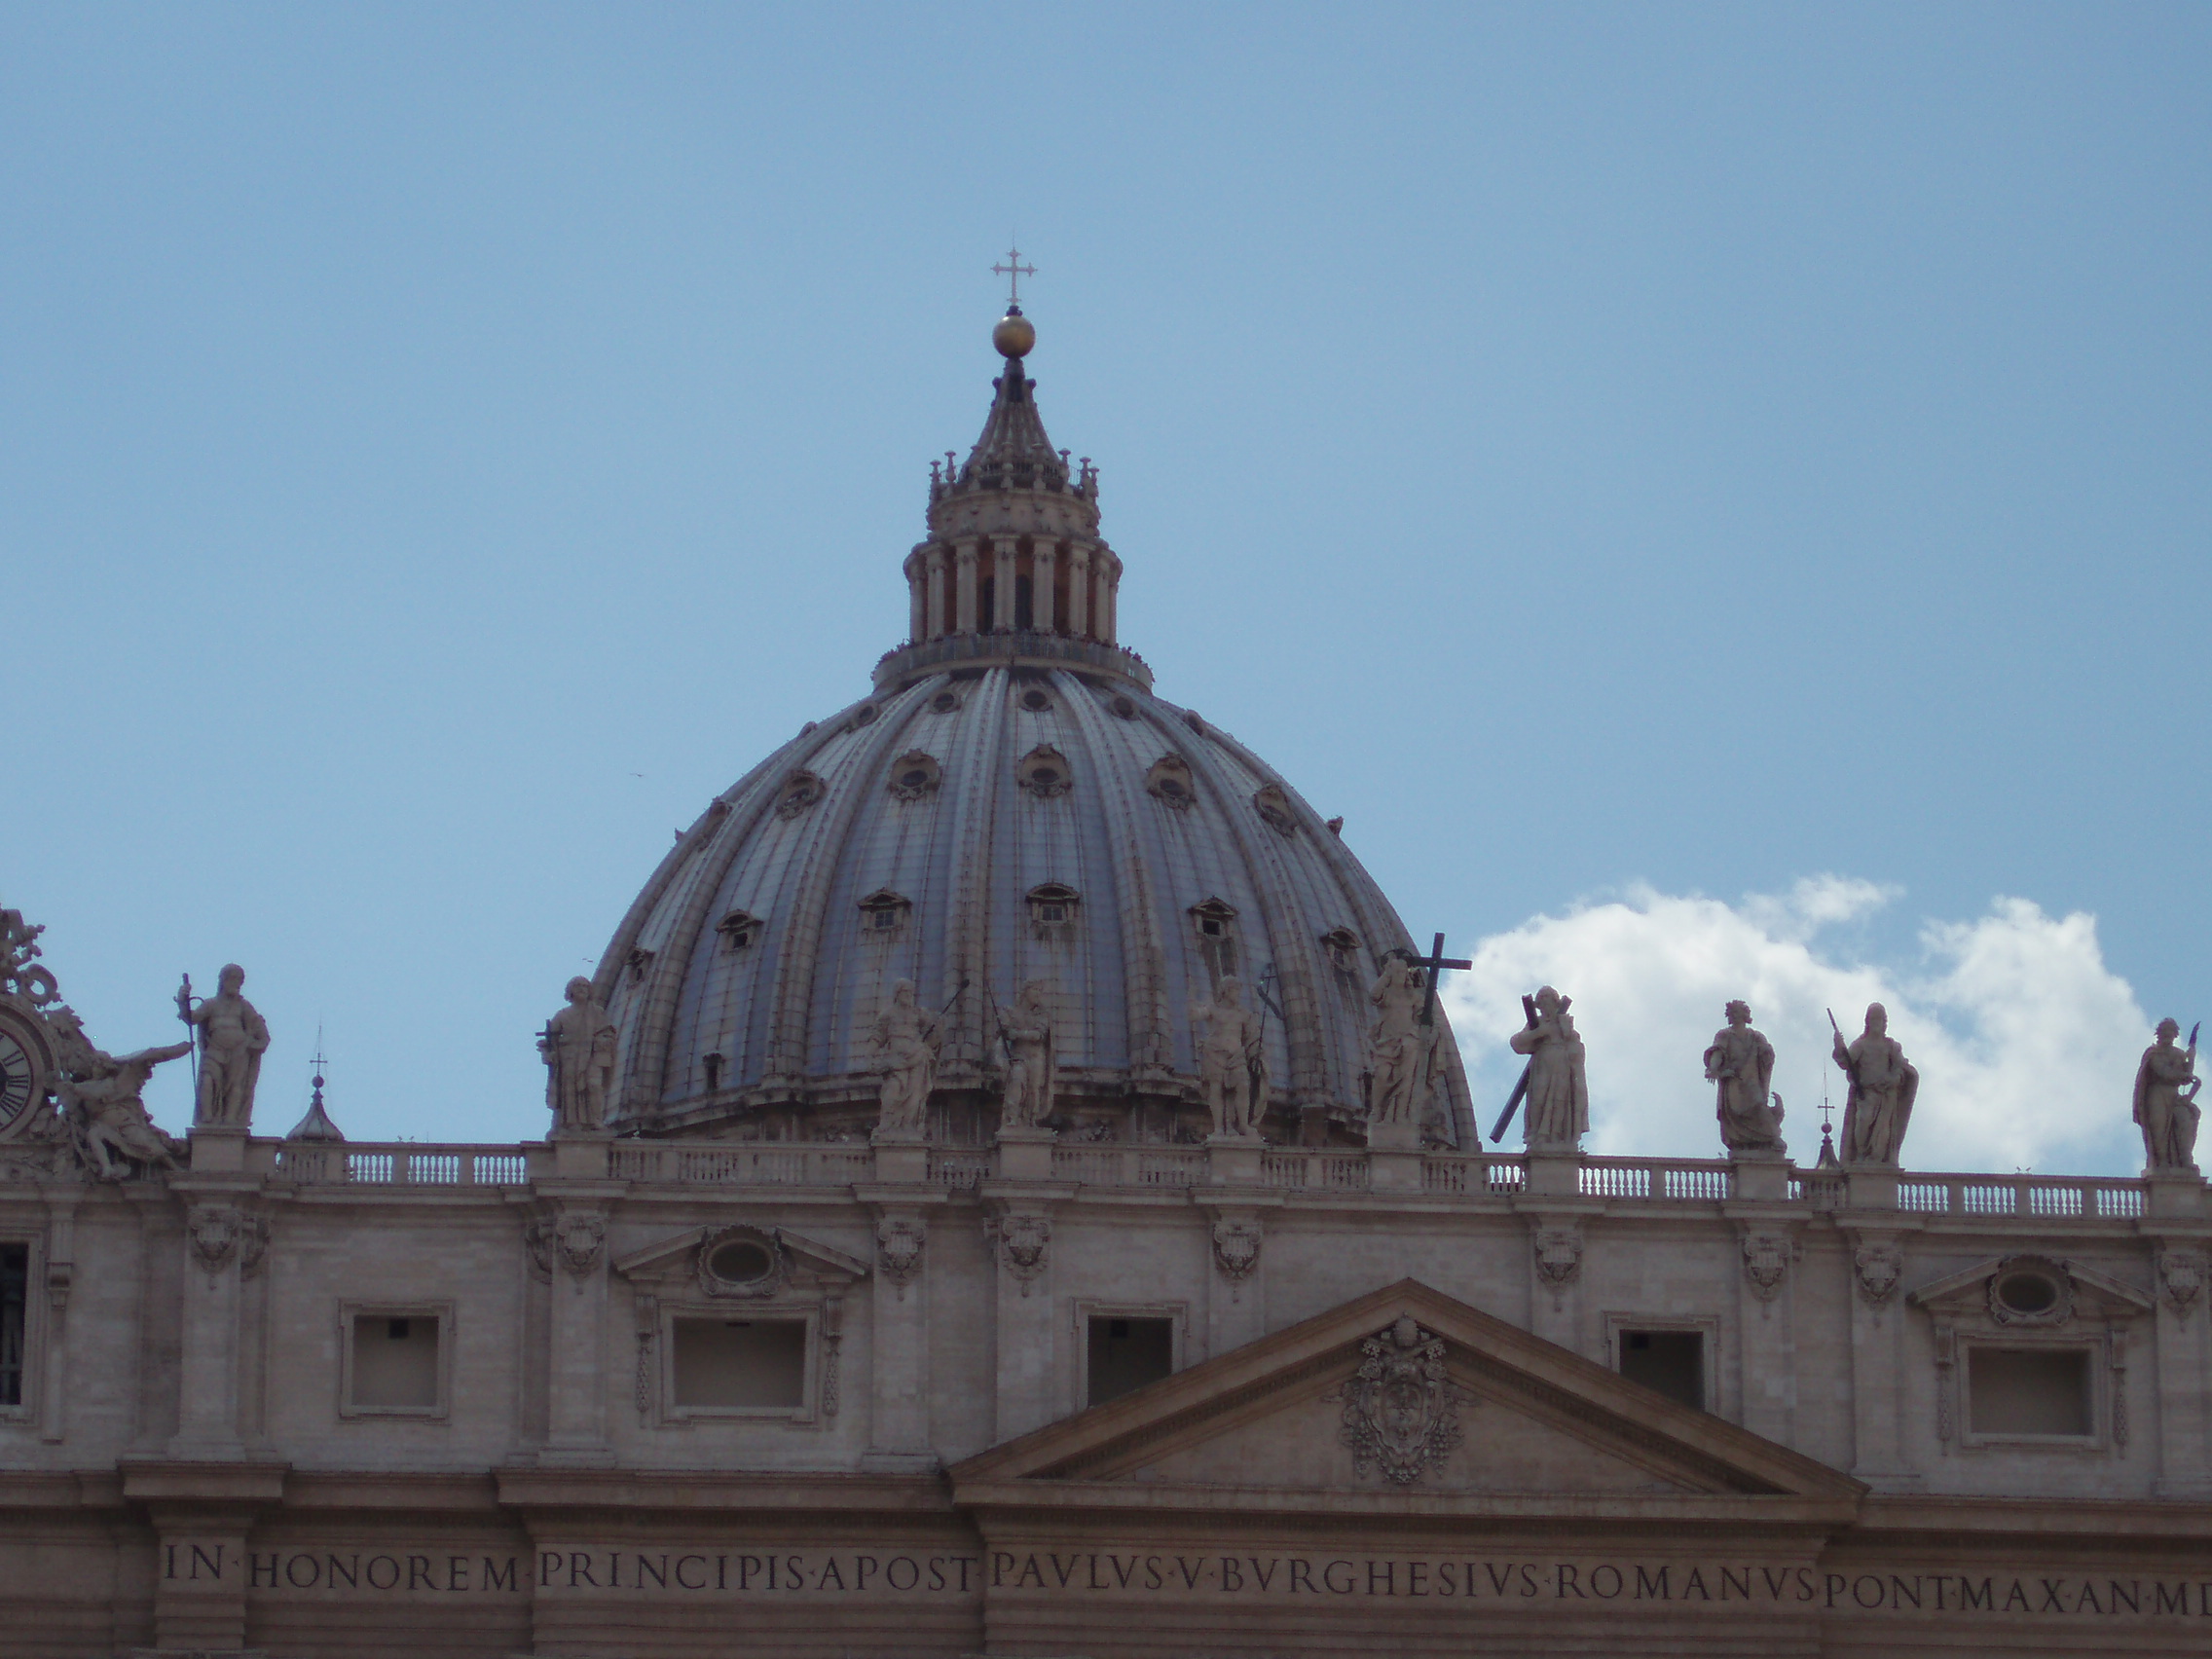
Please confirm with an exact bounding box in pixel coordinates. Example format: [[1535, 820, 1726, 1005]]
[[1326, 1315, 1469, 1486]]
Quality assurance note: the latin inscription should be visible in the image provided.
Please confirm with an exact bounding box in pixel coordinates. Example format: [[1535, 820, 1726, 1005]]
[[221, 1546, 2212, 1620]]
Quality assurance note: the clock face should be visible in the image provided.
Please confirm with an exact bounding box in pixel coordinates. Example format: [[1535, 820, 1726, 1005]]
[[0, 1026, 37, 1128]]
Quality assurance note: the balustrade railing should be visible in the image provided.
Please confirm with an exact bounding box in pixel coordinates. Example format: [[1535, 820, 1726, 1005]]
[[247, 1136, 2158, 1219]]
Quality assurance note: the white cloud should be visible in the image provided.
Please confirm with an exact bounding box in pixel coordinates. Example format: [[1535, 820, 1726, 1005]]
[[1441, 879, 2155, 1176]]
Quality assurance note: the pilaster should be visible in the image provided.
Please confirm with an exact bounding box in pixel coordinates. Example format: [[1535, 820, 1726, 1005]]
[[538, 1186, 620, 1465], [169, 1163, 262, 1459], [1064, 543, 1090, 638], [38, 1187, 76, 1445], [2151, 1229, 2212, 1496], [954, 540, 979, 634], [859, 1189, 947, 1471], [1031, 541, 1056, 632], [992, 538, 1016, 631], [1842, 1222, 1921, 1489], [1197, 1195, 1279, 1359], [980, 1184, 1068, 1441], [925, 544, 948, 639], [1726, 1205, 1804, 1446]]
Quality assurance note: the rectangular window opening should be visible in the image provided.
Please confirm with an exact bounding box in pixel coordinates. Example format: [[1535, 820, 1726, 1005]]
[[0, 1243, 26, 1409], [672, 1316, 807, 1410], [350, 1312, 440, 1411], [1617, 1328, 1705, 1412], [1088, 1314, 1173, 1408], [1968, 1346, 2092, 1437]]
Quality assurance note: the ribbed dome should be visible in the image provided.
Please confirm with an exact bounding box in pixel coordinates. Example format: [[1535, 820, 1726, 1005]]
[[591, 314, 1475, 1148]]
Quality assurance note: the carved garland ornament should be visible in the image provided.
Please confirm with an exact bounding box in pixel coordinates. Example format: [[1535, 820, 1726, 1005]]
[[1325, 1315, 1469, 1486]]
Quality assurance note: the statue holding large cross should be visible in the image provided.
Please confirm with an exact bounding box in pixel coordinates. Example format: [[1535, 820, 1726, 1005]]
[[1365, 934, 1469, 1150]]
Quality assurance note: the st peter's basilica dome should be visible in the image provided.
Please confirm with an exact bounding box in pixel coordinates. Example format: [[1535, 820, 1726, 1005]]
[[594, 310, 1475, 1148]]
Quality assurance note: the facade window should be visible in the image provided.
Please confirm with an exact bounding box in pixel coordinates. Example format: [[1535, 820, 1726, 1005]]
[[1087, 1315, 1174, 1408], [1968, 1346, 2092, 1438], [1617, 1329, 1705, 1412], [0, 1242, 24, 1409], [344, 1308, 449, 1417], [672, 1317, 808, 1411]]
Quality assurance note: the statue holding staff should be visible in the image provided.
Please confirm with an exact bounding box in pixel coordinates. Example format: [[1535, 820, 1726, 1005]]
[[870, 978, 943, 1136], [2134, 1018, 2201, 1173], [181, 964, 269, 1128], [1830, 1002, 1916, 1166], [540, 976, 617, 1133]]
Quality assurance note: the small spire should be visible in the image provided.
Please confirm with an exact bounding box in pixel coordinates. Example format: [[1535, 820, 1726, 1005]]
[[285, 1026, 346, 1142]]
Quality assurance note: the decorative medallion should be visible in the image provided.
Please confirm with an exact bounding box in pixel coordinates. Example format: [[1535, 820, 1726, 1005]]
[[187, 1205, 242, 1277], [2158, 1250, 2203, 1322], [1325, 1315, 1469, 1486], [1146, 756, 1196, 810], [876, 1218, 926, 1297], [1017, 747, 1072, 799], [1210, 1217, 1263, 1285], [887, 752, 941, 802], [1741, 1233, 1791, 1302], [990, 1212, 1051, 1294], [1531, 1228, 1583, 1298], [1852, 1240, 1903, 1306], [555, 1211, 607, 1276]]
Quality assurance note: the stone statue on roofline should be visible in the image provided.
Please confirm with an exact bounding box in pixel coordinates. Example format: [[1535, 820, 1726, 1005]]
[[2134, 1017, 2201, 1174], [540, 976, 617, 1135], [180, 963, 269, 1128], [1190, 975, 1267, 1140], [1830, 1002, 1916, 1166], [47, 1008, 189, 1181], [1365, 956, 1439, 1137], [869, 978, 942, 1139], [1706, 999, 1785, 1157], [1511, 985, 1588, 1151], [999, 977, 1057, 1130]]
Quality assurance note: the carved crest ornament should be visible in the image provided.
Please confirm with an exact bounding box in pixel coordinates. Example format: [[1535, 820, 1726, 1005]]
[[1210, 1217, 1262, 1285], [1853, 1240, 1903, 1306], [990, 1212, 1051, 1294], [876, 1217, 926, 1296], [1741, 1232, 1792, 1303], [555, 1211, 607, 1276], [2159, 1250, 2204, 1322], [1326, 1316, 1470, 1486]]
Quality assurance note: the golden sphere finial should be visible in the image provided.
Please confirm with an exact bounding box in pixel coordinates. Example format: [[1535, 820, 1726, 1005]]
[[993, 306, 1036, 359]]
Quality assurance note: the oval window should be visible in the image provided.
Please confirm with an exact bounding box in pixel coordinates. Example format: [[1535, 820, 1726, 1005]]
[[1021, 688, 1052, 711], [1996, 1272, 2058, 1314], [931, 691, 959, 714], [1159, 779, 1186, 798], [710, 1241, 774, 1283], [901, 769, 930, 789], [1030, 766, 1060, 787], [1109, 695, 1137, 719]]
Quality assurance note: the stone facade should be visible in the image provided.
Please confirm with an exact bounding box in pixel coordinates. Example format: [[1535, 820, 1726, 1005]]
[[1, 312, 2206, 1657]]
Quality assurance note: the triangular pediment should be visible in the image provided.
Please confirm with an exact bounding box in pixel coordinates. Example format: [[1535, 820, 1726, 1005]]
[[612, 1222, 867, 1289], [952, 1280, 1862, 1521]]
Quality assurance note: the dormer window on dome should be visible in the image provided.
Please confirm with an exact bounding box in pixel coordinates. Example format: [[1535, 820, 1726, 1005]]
[[1190, 897, 1240, 984], [1253, 786, 1299, 837], [1018, 746, 1072, 798], [888, 752, 941, 802], [1028, 883, 1081, 939], [717, 910, 761, 952], [1146, 755, 1195, 810], [858, 889, 912, 936], [776, 771, 826, 821]]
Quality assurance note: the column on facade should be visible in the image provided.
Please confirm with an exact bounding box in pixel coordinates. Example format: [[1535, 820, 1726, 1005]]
[[861, 1197, 943, 1471], [544, 1202, 612, 1460], [38, 1191, 74, 1444], [1733, 1219, 1801, 1447], [904, 549, 927, 643], [2153, 1235, 2211, 1495], [925, 545, 948, 640], [1064, 543, 1091, 640], [1031, 540, 1056, 634], [954, 540, 979, 634], [1842, 1226, 1918, 1488], [172, 1198, 251, 1456], [987, 1201, 1059, 1441], [992, 537, 1017, 632]]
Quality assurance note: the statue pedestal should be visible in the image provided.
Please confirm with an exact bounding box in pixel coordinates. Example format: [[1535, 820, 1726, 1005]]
[[1730, 1151, 1790, 1202], [551, 1135, 610, 1180], [2146, 1171, 2207, 1218], [1365, 1116, 1418, 1153], [1524, 1149, 1582, 1198], [994, 1126, 1057, 1181], [1367, 1147, 1423, 1194], [869, 1131, 929, 1185], [1205, 1134, 1264, 1185], [188, 1125, 248, 1173], [1845, 1164, 1899, 1210]]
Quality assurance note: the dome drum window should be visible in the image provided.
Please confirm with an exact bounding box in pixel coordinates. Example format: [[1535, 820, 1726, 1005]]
[[850, 704, 880, 730], [1028, 883, 1081, 939], [1018, 746, 1072, 799], [1107, 694, 1139, 719], [929, 690, 962, 714], [1146, 756, 1195, 810], [775, 771, 827, 821], [1018, 685, 1054, 713], [627, 947, 656, 983], [858, 888, 914, 937], [1319, 927, 1365, 987], [716, 910, 761, 952], [888, 752, 942, 802]]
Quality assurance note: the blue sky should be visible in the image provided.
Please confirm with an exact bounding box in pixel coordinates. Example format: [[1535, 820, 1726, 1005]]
[[5, 4, 2206, 1168]]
